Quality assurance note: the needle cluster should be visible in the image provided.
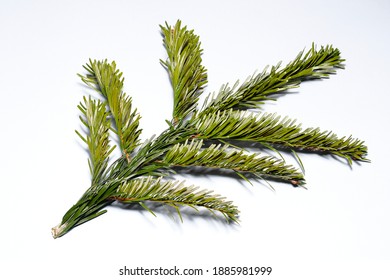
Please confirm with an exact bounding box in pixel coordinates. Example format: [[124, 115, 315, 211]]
[[52, 20, 368, 238]]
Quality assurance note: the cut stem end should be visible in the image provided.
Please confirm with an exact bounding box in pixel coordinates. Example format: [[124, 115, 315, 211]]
[[51, 223, 67, 239]]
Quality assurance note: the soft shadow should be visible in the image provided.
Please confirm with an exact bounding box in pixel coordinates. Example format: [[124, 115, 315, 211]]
[[171, 165, 278, 192], [109, 200, 238, 230]]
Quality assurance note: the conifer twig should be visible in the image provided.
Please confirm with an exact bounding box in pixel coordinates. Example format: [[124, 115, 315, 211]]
[[75, 96, 115, 184], [79, 59, 142, 159], [162, 140, 304, 185], [53, 20, 368, 239], [113, 176, 239, 222], [201, 44, 344, 114], [192, 109, 368, 164], [160, 20, 207, 122]]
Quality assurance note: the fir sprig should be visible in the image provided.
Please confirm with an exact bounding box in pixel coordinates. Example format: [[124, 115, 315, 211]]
[[79, 59, 142, 159], [160, 20, 207, 122], [115, 176, 239, 222], [201, 44, 344, 114], [193, 109, 367, 164], [162, 140, 304, 185], [75, 96, 115, 185], [53, 20, 368, 239]]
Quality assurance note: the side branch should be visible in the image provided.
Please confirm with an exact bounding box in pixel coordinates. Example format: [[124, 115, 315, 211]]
[[76, 96, 115, 185], [201, 44, 344, 113], [79, 59, 142, 158], [193, 110, 368, 164], [114, 177, 239, 222], [161, 140, 304, 185], [160, 20, 208, 122]]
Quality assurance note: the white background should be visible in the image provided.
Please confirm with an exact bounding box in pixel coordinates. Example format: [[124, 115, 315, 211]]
[[1, 0, 389, 279]]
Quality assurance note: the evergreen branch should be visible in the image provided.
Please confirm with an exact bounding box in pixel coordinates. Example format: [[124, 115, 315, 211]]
[[53, 21, 369, 239], [193, 110, 368, 164], [162, 140, 304, 185], [201, 44, 344, 113], [76, 96, 115, 185], [113, 176, 239, 222], [160, 20, 207, 122], [79, 59, 142, 159]]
